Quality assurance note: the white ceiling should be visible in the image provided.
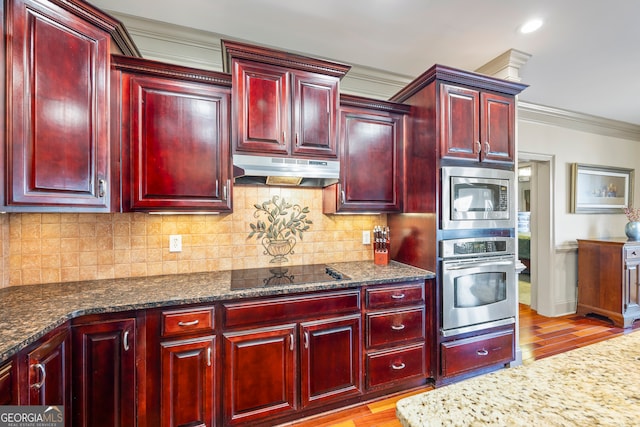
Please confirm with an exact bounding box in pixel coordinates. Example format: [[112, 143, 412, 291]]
[[90, 0, 640, 126]]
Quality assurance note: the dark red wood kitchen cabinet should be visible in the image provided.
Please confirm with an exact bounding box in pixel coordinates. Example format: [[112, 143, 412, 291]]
[[17, 326, 71, 418], [222, 40, 350, 159], [324, 95, 408, 213], [71, 316, 137, 427], [0, 358, 17, 405], [144, 306, 217, 427], [4, 0, 138, 212], [112, 55, 233, 212], [220, 289, 362, 425], [299, 315, 361, 409], [440, 84, 517, 164], [160, 336, 216, 427]]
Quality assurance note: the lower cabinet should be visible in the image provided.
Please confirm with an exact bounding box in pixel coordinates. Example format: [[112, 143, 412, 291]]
[[160, 336, 216, 427], [300, 315, 361, 408], [363, 281, 429, 391], [222, 324, 297, 425], [71, 316, 137, 427], [19, 326, 71, 419], [439, 326, 515, 380], [5, 280, 433, 426], [0, 358, 16, 405]]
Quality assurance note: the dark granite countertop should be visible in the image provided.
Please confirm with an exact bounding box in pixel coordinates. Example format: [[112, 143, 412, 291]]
[[0, 261, 433, 363]]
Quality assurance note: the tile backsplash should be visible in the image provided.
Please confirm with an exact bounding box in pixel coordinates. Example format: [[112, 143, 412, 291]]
[[1, 186, 384, 288]]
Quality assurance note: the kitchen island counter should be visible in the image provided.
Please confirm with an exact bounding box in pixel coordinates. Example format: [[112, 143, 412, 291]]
[[0, 261, 433, 362]]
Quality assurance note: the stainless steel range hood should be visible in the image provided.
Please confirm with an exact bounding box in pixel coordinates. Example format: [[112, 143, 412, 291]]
[[233, 154, 340, 187]]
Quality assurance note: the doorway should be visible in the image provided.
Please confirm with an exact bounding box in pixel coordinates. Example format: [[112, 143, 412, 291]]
[[517, 152, 554, 314]]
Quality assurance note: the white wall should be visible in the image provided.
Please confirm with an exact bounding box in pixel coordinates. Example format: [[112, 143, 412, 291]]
[[518, 111, 640, 316]]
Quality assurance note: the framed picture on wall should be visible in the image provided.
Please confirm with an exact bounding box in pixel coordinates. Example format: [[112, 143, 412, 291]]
[[570, 163, 634, 213]]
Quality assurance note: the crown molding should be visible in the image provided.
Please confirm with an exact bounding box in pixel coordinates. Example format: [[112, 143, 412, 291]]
[[109, 10, 640, 141], [518, 101, 640, 141]]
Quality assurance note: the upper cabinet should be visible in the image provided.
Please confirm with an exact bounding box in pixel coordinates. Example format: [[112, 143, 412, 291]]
[[4, 0, 139, 212], [324, 95, 409, 213], [112, 55, 233, 212], [440, 84, 517, 164], [222, 40, 350, 159]]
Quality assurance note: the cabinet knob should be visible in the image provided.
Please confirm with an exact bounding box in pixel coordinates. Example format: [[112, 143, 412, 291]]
[[31, 363, 46, 389]]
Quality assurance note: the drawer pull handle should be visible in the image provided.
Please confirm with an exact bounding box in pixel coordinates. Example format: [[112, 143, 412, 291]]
[[477, 349, 489, 356], [391, 324, 406, 331], [304, 331, 309, 349], [31, 363, 46, 389], [391, 362, 406, 370], [178, 320, 199, 327], [391, 294, 405, 300], [289, 333, 294, 351], [207, 347, 212, 367]]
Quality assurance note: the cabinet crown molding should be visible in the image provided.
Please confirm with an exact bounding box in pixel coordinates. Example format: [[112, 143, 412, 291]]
[[221, 39, 351, 78]]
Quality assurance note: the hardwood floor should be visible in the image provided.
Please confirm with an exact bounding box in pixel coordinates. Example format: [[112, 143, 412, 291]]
[[284, 304, 640, 427]]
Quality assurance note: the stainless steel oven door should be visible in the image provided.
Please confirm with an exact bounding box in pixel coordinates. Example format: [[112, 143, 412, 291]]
[[441, 255, 516, 335]]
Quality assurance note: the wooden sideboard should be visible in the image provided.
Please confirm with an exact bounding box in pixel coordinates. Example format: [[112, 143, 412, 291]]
[[577, 238, 640, 328]]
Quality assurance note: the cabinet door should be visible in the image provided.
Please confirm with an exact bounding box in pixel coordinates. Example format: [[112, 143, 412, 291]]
[[440, 84, 480, 161], [232, 60, 290, 154], [0, 360, 16, 405], [160, 336, 216, 427], [300, 315, 361, 408], [480, 92, 515, 164], [71, 318, 136, 427], [6, 0, 111, 210], [222, 325, 297, 425], [336, 107, 403, 212], [23, 328, 71, 412], [124, 74, 231, 211], [291, 72, 339, 158]]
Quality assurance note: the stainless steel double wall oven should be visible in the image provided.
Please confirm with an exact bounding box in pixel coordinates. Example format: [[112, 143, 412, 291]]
[[439, 166, 517, 336]]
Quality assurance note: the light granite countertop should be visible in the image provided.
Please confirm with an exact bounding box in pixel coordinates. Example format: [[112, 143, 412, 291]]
[[396, 329, 640, 426], [0, 261, 433, 363]]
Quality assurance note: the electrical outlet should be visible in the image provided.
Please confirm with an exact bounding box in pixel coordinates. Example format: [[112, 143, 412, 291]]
[[169, 235, 182, 252], [362, 230, 371, 245]]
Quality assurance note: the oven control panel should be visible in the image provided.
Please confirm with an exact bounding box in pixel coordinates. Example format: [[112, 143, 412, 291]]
[[440, 236, 515, 259]]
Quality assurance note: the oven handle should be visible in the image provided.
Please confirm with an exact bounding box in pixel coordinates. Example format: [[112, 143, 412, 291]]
[[444, 260, 514, 270]]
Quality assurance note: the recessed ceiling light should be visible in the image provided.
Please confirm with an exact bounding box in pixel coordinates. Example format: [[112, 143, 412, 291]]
[[520, 18, 543, 34]]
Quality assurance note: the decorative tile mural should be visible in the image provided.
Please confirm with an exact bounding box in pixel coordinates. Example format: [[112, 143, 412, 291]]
[[248, 196, 313, 263]]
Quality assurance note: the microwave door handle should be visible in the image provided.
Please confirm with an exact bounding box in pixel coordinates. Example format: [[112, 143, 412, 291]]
[[445, 260, 514, 270]]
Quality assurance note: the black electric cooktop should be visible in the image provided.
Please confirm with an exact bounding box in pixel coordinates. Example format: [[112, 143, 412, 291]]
[[230, 264, 349, 290]]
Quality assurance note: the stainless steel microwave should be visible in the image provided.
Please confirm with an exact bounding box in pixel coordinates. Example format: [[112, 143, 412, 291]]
[[441, 166, 514, 230]]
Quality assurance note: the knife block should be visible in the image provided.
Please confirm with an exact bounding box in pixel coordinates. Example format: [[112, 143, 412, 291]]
[[374, 248, 390, 266]]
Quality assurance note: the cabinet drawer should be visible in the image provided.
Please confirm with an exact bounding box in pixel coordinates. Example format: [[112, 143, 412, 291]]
[[366, 343, 425, 389], [366, 281, 424, 309], [223, 290, 360, 328], [625, 246, 640, 261], [366, 307, 425, 349], [440, 329, 514, 377], [161, 307, 215, 337]]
